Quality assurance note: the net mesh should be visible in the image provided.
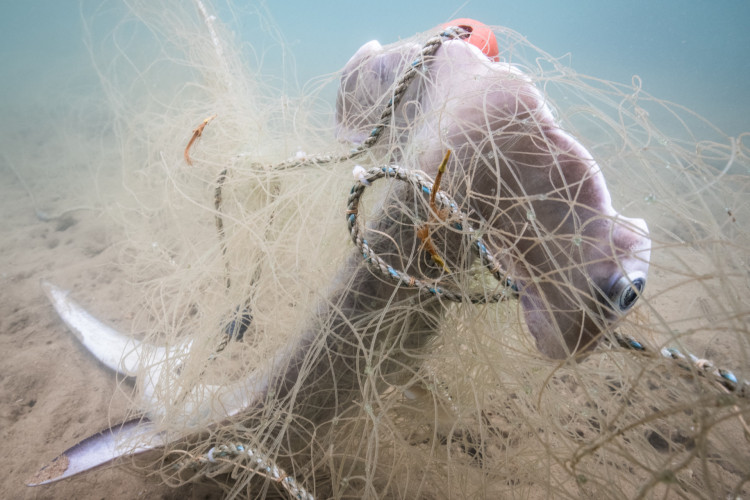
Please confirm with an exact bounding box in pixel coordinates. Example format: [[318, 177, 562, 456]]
[[48, 1, 750, 498]]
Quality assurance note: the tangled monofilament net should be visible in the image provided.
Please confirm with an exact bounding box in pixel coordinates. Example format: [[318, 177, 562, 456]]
[[68, 1, 750, 498]]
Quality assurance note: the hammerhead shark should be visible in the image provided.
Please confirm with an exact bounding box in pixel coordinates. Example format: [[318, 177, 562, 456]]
[[29, 20, 650, 489]]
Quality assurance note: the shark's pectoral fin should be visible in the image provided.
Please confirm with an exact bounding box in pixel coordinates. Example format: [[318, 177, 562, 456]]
[[26, 417, 163, 486], [41, 280, 146, 377], [40, 280, 192, 378]]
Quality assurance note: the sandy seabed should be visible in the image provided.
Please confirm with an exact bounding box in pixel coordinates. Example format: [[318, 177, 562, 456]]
[[0, 157, 222, 499]]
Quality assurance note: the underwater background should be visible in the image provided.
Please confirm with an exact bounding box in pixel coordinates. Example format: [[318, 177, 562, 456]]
[[1, 1, 748, 499], [1, 0, 748, 139]]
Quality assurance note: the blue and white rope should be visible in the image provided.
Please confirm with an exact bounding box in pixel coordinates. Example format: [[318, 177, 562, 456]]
[[346, 165, 748, 396], [611, 332, 748, 398], [180, 443, 315, 500], [346, 164, 517, 303]]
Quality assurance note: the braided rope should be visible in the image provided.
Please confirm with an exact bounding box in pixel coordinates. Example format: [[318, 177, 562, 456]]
[[175, 443, 315, 500], [347, 166, 748, 398], [212, 28, 465, 296], [609, 332, 749, 399], [346, 165, 516, 303]]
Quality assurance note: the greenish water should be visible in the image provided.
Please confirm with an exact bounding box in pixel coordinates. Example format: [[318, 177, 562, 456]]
[[234, 0, 750, 136], [0, 1, 747, 143]]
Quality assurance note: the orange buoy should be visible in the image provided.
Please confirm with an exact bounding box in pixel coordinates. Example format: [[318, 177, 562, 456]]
[[441, 18, 499, 61]]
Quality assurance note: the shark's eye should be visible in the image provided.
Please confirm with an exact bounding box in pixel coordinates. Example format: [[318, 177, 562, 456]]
[[608, 274, 646, 312]]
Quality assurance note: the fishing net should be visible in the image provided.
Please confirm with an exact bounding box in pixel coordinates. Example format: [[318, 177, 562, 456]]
[[42, 1, 750, 498]]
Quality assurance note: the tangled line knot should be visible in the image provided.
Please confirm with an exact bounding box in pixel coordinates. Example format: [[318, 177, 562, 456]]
[[345, 165, 517, 304]]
